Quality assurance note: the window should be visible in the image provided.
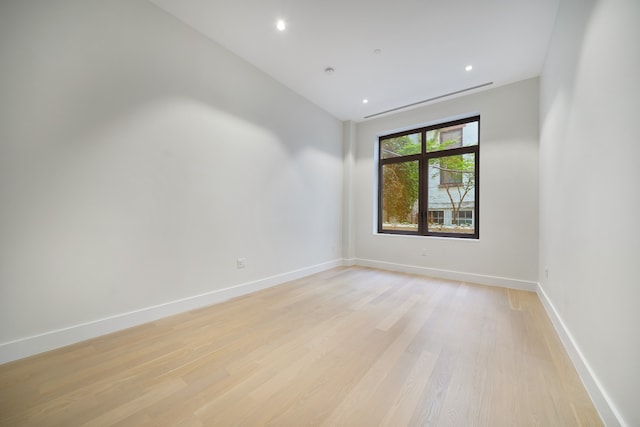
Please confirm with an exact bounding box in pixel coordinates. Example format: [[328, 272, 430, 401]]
[[456, 210, 473, 226], [428, 210, 444, 225], [378, 116, 479, 238]]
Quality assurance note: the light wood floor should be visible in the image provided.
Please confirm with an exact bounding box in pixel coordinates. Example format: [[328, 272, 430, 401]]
[[0, 267, 602, 426]]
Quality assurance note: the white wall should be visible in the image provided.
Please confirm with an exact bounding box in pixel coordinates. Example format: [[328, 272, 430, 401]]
[[0, 0, 342, 361], [352, 79, 540, 288], [539, 0, 640, 425]]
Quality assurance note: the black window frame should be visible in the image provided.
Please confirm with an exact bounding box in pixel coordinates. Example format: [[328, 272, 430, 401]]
[[377, 115, 480, 239]]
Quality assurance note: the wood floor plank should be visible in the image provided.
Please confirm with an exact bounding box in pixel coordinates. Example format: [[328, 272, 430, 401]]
[[0, 267, 603, 426]]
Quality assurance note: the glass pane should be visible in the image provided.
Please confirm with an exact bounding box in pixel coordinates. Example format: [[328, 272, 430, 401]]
[[426, 119, 478, 152], [381, 161, 419, 232], [380, 133, 421, 159], [427, 153, 475, 234]]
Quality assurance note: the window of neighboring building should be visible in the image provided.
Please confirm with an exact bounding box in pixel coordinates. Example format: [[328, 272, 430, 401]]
[[428, 210, 444, 225], [378, 116, 479, 239], [456, 210, 473, 226]]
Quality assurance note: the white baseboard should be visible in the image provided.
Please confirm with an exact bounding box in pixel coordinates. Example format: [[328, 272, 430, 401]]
[[536, 284, 624, 427], [354, 258, 538, 291], [342, 258, 357, 267], [0, 259, 342, 365]]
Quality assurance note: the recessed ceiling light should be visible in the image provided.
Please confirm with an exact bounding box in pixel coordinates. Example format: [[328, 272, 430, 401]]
[[276, 19, 286, 31], [465, 65, 473, 71], [362, 99, 369, 104]]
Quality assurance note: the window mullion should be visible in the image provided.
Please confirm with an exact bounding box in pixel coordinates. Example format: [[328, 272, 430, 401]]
[[419, 155, 428, 235]]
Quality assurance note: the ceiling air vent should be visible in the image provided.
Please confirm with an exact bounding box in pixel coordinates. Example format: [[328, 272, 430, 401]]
[[364, 82, 493, 119]]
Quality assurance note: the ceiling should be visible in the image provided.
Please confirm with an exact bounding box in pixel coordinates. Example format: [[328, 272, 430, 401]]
[[149, 0, 560, 122]]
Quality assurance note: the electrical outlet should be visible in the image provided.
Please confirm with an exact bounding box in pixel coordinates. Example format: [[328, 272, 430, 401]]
[[544, 267, 549, 279], [421, 248, 427, 256], [237, 257, 246, 269]]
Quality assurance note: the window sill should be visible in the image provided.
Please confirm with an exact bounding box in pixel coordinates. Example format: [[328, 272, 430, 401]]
[[374, 231, 480, 241]]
